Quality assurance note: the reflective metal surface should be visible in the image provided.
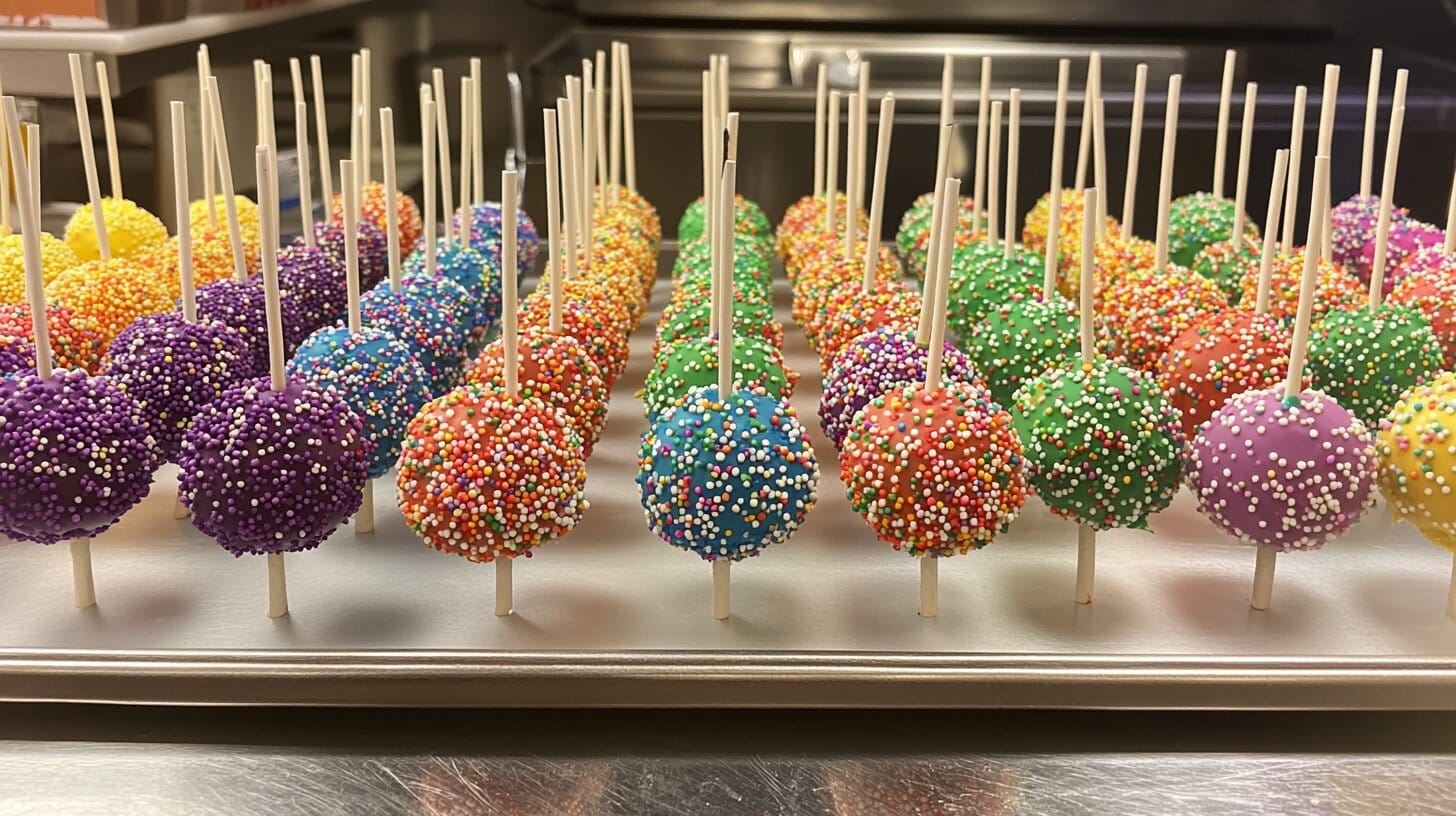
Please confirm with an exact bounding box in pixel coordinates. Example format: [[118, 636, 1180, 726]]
[[2, 275, 1456, 709]]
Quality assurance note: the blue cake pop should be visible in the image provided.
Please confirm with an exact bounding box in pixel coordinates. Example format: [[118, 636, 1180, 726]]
[[359, 278, 472, 395]]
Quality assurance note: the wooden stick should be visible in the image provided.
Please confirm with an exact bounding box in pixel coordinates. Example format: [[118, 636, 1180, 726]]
[[1153, 75, 1182, 273], [1045, 59, 1070, 298], [718, 160, 737, 397], [1445, 164, 1456, 256], [69, 538, 96, 608], [1092, 98, 1108, 236], [925, 178, 961, 388], [350, 54, 360, 207], [712, 559, 730, 620], [205, 77, 246, 282], [296, 100, 315, 246], [917, 133, 950, 344], [1315, 65, 1339, 262], [25, 122, 36, 228], [566, 77, 589, 264], [382, 107, 402, 292], [594, 49, 608, 192], [1360, 48, 1383, 199], [66, 54, 110, 261], [972, 57, 991, 232], [700, 71, 713, 236], [1212, 49, 1236, 199], [0, 75, 7, 233], [1074, 51, 1099, 189], [258, 145, 285, 392], [1003, 89, 1021, 260], [198, 46, 216, 227], [289, 58, 305, 111], [1251, 545, 1276, 611], [824, 90, 840, 235], [1282, 85, 1308, 251], [267, 552, 287, 619], [813, 63, 827, 201], [471, 57, 484, 205], [432, 69, 455, 248], [1075, 523, 1096, 605], [357, 486, 375, 535], [503, 169, 520, 401], [171, 102, 196, 323], [544, 108, 564, 333], [919, 556, 937, 618], [359, 48, 372, 186], [1230, 83, 1258, 244], [842, 92, 859, 262], [260, 70, 278, 227], [459, 77, 473, 226], [931, 54, 953, 248], [1285, 154, 1331, 400], [855, 62, 871, 213], [420, 89, 438, 276], [610, 44, 623, 201], [495, 555, 514, 617], [862, 95, 895, 290], [986, 101, 1002, 251], [557, 97, 580, 280], [1075, 187, 1101, 605], [4, 98, 50, 379], [1121, 64, 1148, 239], [309, 55, 334, 216], [584, 78, 598, 219], [621, 43, 637, 191], [1254, 150, 1291, 316], [95, 61, 121, 200], [1368, 99, 1406, 310], [342, 160, 362, 334]]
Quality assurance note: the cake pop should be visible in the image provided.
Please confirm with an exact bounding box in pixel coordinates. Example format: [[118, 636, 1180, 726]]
[[894, 192, 977, 280], [195, 277, 310, 379], [47, 258, 173, 348], [967, 294, 1080, 408], [276, 244, 348, 333], [676, 192, 771, 244], [1191, 235, 1262, 303], [63, 198, 168, 262], [1391, 256, 1456, 365], [1307, 304, 1443, 427], [330, 181, 422, 257], [189, 194, 261, 244], [404, 240, 498, 343], [1331, 194, 1405, 272], [0, 302, 105, 373], [0, 232, 77, 304], [656, 297, 781, 356], [145, 226, 261, 295], [0, 334, 35, 376], [945, 245, 1044, 339], [644, 334, 795, 417], [1356, 219, 1445, 294], [311, 217, 389, 291], [1167, 192, 1259, 268], [453, 201, 541, 279], [1378, 372, 1456, 556]]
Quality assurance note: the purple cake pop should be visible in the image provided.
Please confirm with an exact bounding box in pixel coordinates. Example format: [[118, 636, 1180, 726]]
[[178, 377, 371, 555], [359, 278, 472, 395], [278, 244, 348, 334], [1356, 220, 1445, 294], [195, 278, 311, 378], [0, 335, 36, 376], [1330, 194, 1408, 273], [1187, 388, 1377, 551], [103, 312, 249, 460], [818, 327, 979, 449], [311, 219, 389, 291], [454, 201, 539, 279], [0, 369, 159, 544]]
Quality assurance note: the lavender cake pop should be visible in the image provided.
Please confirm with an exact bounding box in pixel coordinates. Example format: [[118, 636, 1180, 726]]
[[0, 335, 35, 376], [0, 369, 158, 544], [359, 277, 472, 395], [312, 219, 389, 290], [1330, 194, 1407, 273], [277, 244, 348, 333], [1357, 220, 1445, 294], [103, 312, 249, 459], [195, 278, 310, 378], [818, 327, 978, 449], [288, 327, 431, 478], [1187, 388, 1377, 551], [178, 377, 371, 555]]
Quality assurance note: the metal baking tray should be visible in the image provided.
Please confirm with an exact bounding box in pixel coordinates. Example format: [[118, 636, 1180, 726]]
[[2, 274, 1456, 710]]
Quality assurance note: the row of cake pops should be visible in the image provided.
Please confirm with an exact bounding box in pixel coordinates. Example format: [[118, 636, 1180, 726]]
[[772, 47, 1456, 618]]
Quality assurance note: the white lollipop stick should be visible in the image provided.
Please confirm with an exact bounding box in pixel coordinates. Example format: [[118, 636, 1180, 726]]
[[0, 75, 7, 233], [1255, 150, 1291, 316], [812, 63, 827, 201], [259, 145, 285, 392], [972, 57, 991, 232], [566, 76, 589, 263], [610, 45, 623, 202], [1230, 83, 1258, 245], [267, 549, 287, 619], [459, 77, 473, 227], [1315, 65, 1339, 262], [621, 44, 638, 191], [1093, 98, 1108, 236], [310, 55, 334, 215], [25, 123, 36, 226], [594, 49, 608, 192], [420, 89, 438, 276], [1444, 165, 1456, 256], [824, 90, 840, 235], [67, 54, 110, 261], [198, 46, 216, 227], [1074, 51, 1099, 190], [921, 177, 961, 619], [502, 169, 520, 403], [1212, 49, 1236, 199], [471, 57, 484, 205], [1284, 154, 1330, 401], [289, 58, 305, 111], [1120, 64, 1148, 239], [382, 107, 402, 292], [854, 62, 871, 213], [171, 100, 195, 521], [340, 158, 373, 533], [296, 100, 315, 246], [986, 101, 1002, 251], [917, 123, 953, 344], [862, 95, 895, 290], [584, 81, 598, 225], [1003, 89, 1022, 260], [432, 69, 455, 248], [1360, 48, 1383, 199], [931, 54, 954, 241], [1153, 75, 1182, 273], [1045, 59, 1069, 298], [95, 61, 121, 200], [1281, 85, 1308, 251], [544, 108, 564, 333], [1368, 101, 1406, 310], [713, 158, 738, 622], [205, 76, 246, 282], [842, 92, 859, 262], [359, 48, 372, 186], [1075, 186, 1101, 605], [700, 71, 713, 237], [557, 96, 581, 280]]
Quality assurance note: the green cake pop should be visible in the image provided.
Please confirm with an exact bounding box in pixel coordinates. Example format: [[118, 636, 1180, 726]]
[[966, 294, 1080, 408], [643, 334, 796, 417]]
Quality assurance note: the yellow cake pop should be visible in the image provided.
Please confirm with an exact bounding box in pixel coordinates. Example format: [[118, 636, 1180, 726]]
[[1378, 372, 1456, 552], [63, 197, 168, 262], [0, 231, 78, 303]]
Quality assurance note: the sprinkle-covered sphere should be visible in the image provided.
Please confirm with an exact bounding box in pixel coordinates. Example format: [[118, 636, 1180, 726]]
[[677, 193, 772, 244], [818, 328, 978, 449], [655, 298, 782, 356], [895, 193, 979, 280], [288, 327, 432, 478], [840, 381, 1027, 556], [467, 328, 609, 456], [0, 303, 106, 373], [453, 202, 540, 279], [1306, 304, 1445, 428], [0, 369, 158, 544], [1331, 194, 1405, 272], [1238, 248, 1364, 325], [1100, 264, 1228, 371], [945, 245, 1044, 339], [330, 182, 422, 257], [404, 241, 499, 344], [639, 386, 818, 560], [179, 377, 371, 555], [195, 278, 311, 379], [1089, 234, 1158, 304], [277, 244, 348, 333], [1013, 358, 1184, 530], [64, 198, 168, 262], [359, 278, 472, 395], [0, 334, 35, 376], [965, 294, 1080, 409], [814, 283, 922, 366], [189, 195, 261, 245], [1159, 308, 1292, 438], [1167, 192, 1259, 268], [1378, 373, 1456, 551], [397, 386, 587, 562], [644, 334, 796, 417], [1356, 220, 1446, 295], [103, 312, 249, 460], [1022, 189, 1120, 273], [674, 230, 775, 278], [1191, 235, 1263, 303], [47, 258, 173, 348], [0, 232, 78, 304], [311, 219, 390, 291], [144, 226, 260, 296], [520, 287, 632, 387], [1189, 388, 1377, 551], [1391, 253, 1456, 365]]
